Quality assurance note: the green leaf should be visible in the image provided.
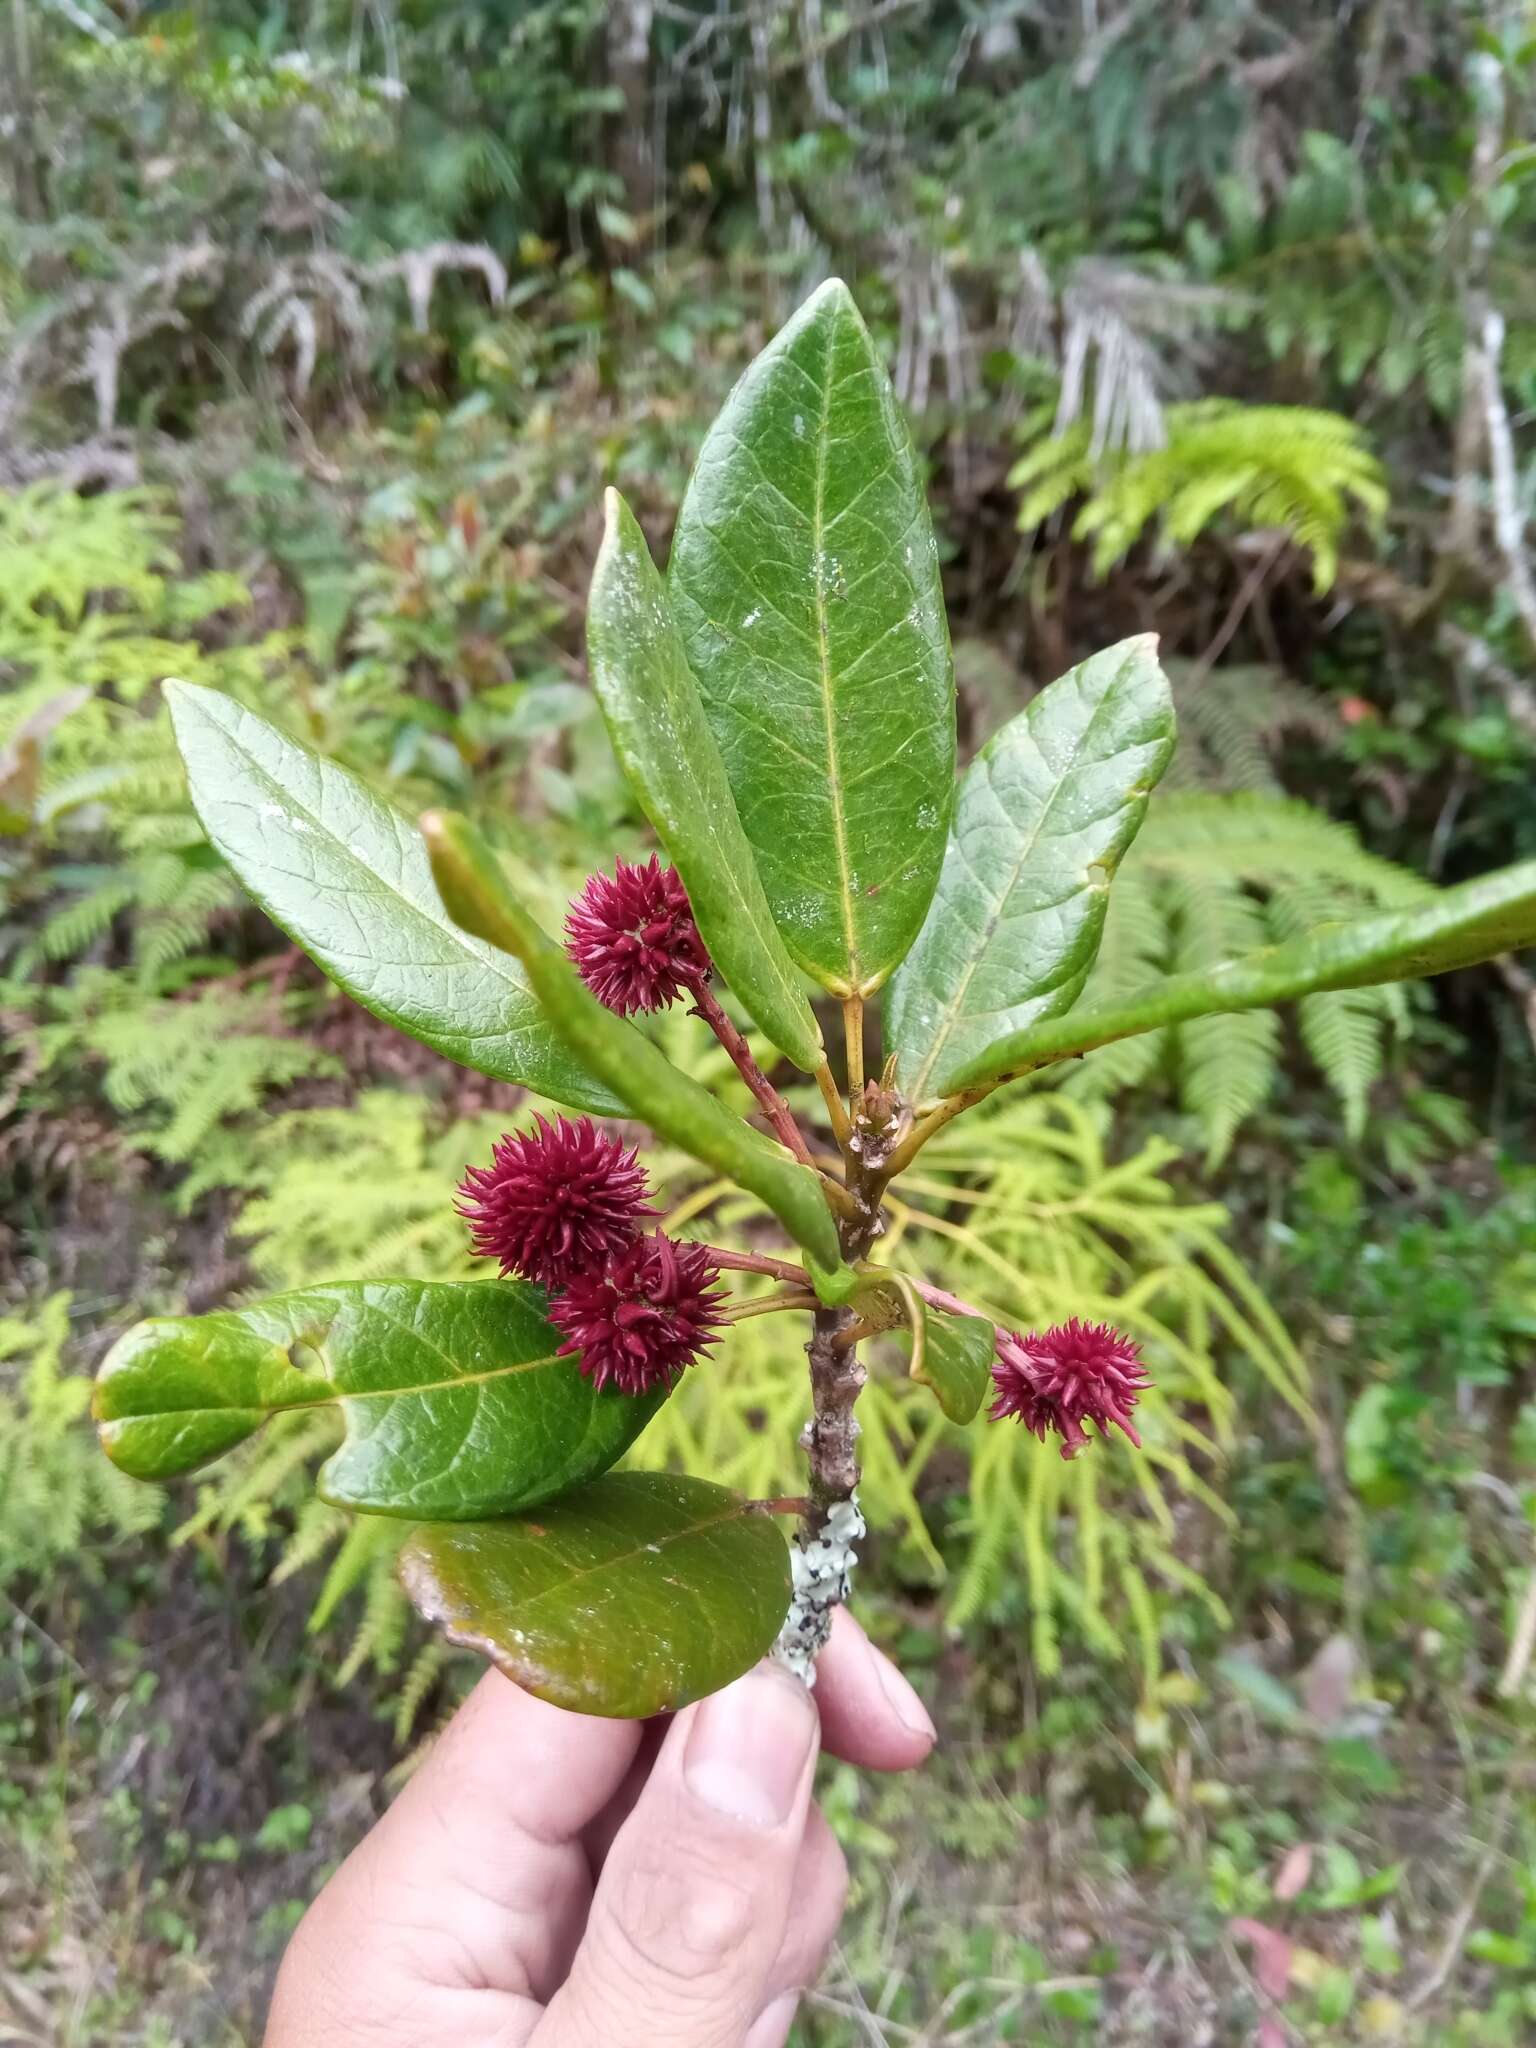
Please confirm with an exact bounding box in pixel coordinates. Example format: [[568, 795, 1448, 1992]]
[[94, 1280, 662, 1519], [669, 278, 955, 996], [165, 681, 621, 1114], [399, 1472, 791, 1718], [851, 1271, 994, 1424], [587, 490, 824, 1072], [962, 857, 1536, 1091], [909, 1300, 996, 1425], [421, 811, 843, 1271], [887, 637, 1175, 1107]]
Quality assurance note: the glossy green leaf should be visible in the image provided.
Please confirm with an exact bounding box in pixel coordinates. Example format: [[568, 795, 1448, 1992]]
[[588, 491, 824, 1072], [669, 278, 955, 996], [856, 1271, 994, 1425], [422, 811, 843, 1271], [399, 1472, 791, 1718], [887, 637, 1175, 1108], [908, 1301, 996, 1425], [165, 681, 621, 1114], [94, 1280, 662, 1519], [962, 856, 1536, 1090]]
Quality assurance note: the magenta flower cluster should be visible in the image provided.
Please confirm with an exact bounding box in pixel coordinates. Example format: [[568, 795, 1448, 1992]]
[[565, 855, 710, 1015], [989, 1318, 1151, 1459], [460, 1114, 724, 1395], [462, 854, 1152, 1445]]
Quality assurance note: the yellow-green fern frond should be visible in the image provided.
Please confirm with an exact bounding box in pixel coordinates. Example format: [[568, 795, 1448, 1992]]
[[1012, 398, 1386, 589]]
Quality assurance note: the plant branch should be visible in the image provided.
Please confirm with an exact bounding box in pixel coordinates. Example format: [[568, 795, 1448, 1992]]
[[723, 1286, 818, 1323], [880, 1086, 989, 1180], [900, 1271, 996, 1326], [690, 981, 818, 1168], [774, 1074, 902, 1682], [707, 1245, 813, 1286]]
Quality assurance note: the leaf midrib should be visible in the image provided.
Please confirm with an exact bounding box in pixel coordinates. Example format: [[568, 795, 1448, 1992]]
[[118, 1349, 570, 1424], [810, 314, 862, 994], [471, 1496, 749, 1622]]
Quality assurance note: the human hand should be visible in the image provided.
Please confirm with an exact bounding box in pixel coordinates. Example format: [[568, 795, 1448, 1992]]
[[263, 1609, 934, 2048]]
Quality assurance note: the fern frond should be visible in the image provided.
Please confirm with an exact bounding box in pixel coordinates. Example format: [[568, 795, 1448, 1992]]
[[336, 1544, 412, 1684], [1062, 791, 1431, 1153], [393, 1641, 452, 1745], [1167, 869, 1281, 1163], [1012, 398, 1385, 590]]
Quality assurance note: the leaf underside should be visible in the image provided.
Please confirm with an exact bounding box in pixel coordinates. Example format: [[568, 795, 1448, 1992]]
[[854, 1271, 994, 1426], [399, 1472, 792, 1718], [94, 1280, 662, 1519], [887, 636, 1175, 1106], [166, 681, 621, 1114], [669, 278, 955, 996], [909, 1301, 996, 1425]]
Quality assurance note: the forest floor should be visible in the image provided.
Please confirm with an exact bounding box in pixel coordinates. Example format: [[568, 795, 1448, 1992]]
[[4, 1539, 1530, 2048]]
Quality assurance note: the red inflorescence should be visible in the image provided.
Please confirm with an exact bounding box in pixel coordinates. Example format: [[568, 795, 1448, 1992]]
[[989, 1318, 1151, 1460], [549, 1232, 726, 1396], [457, 1115, 656, 1288], [564, 855, 711, 1015]]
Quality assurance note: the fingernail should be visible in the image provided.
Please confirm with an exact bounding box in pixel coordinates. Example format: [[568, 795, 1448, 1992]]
[[683, 1665, 816, 1828], [873, 1648, 937, 1746], [745, 1991, 801, 2048]]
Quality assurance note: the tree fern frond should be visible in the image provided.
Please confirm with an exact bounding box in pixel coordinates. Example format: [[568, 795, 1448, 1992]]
[[1167, 870, 1280, 1163], [1012, 399, 1385, 589], [1063, 791, 1426, 1153], [1163, 662, 1339, 794], [336, 1552, 411, 1684]]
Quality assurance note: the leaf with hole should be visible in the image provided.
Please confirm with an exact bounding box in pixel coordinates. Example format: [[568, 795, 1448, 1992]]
[[400, 1472, 792, 1717], [166, 681, 621, 1114], [422, 810, 843, 1272], [887, 636, 1175, 1108], [587, 490, 823, 1071], [94, 1280, 662, 1519], [669, 278, 955, 996]]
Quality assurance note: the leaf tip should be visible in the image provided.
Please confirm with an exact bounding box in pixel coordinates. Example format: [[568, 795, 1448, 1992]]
[[794, 274, 863, 338]]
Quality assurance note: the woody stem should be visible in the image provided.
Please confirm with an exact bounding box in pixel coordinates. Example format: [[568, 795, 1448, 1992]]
[[774, 1134, 887, 1683]]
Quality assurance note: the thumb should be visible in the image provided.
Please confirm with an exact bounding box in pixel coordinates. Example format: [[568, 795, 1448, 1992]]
[[536, 1662, 820, 2048]]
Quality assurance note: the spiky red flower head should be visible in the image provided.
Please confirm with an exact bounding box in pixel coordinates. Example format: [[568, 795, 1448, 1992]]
[[990, 1318, 1151, 1460], [564, 855, 710, 1015], [457, 1115, 655, 1288], [550, 1232, 726, 1396]]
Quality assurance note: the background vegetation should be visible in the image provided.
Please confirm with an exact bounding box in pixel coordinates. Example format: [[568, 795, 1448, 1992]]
[[3, 3, 1536, 2042]]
